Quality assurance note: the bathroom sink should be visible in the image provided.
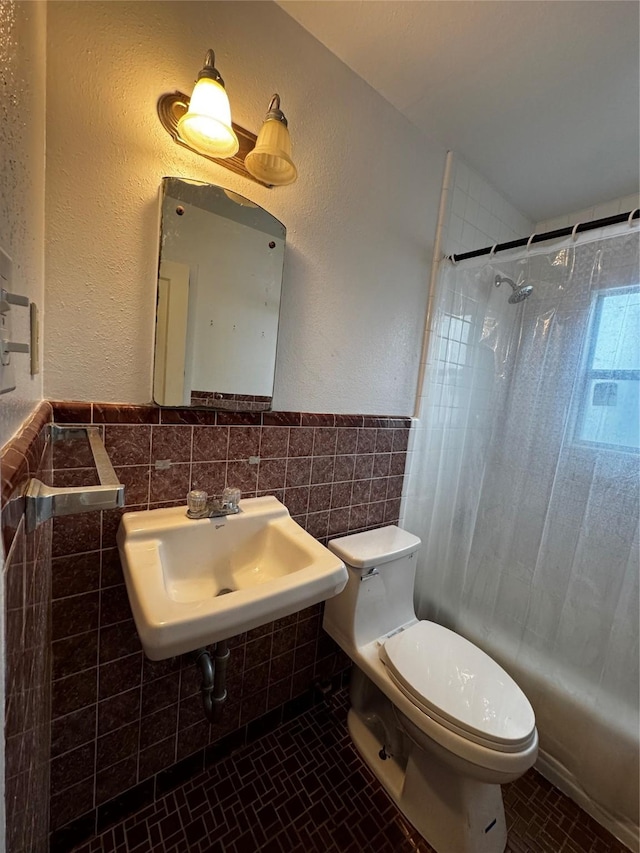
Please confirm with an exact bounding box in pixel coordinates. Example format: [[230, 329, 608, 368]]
[[116, 496, 347, 659]]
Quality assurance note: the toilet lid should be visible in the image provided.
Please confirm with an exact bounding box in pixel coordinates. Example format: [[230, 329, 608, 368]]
[[380, 621, 535, 749]]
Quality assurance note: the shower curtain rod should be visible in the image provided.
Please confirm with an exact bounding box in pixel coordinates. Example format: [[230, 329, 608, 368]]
[[448, 208, 639, 263]]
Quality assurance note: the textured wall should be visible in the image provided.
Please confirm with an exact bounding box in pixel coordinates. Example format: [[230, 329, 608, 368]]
[[44, 0, 445, 414], [0, 0, 46, 449]]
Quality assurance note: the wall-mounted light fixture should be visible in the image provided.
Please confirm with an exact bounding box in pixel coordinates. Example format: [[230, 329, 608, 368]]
[[158, 49, 297, 188], [245, 95, 297, 187], [175, 49, 238, 158]]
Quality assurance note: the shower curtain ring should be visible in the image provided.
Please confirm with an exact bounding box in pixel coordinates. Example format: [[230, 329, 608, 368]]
[[489, 243, 498, 259], [628, 208, 639, 227], [449, 253, 458, 266], [526, 233, 536, 253], [571, 222, 581, 241]]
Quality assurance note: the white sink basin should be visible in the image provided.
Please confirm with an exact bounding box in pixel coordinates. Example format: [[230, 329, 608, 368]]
[[116, 496, 347, 659]]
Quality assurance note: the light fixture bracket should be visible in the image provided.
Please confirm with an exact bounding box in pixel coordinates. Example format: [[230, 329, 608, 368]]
[[265, 94, 288, 127], [157, 91, 272, 188], [197, 49, 225, 86]]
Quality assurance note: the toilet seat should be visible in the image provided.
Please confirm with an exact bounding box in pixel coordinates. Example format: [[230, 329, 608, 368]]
[[379, 621, 536, 754]]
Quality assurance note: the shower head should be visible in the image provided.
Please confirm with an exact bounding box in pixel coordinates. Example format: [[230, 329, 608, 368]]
[[494, 275, 533, 304]]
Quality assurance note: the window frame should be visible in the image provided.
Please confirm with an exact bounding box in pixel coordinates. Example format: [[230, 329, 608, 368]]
[[573, 284, 640, 454]]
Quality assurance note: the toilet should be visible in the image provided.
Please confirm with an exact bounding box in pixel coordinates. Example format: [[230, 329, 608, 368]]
[[323, 525, 538, 853]]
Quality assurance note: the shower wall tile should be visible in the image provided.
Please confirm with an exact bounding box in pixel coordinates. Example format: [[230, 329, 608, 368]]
[[1, 402, 53, 853], [47, 401, 410, 849], [536, 192, 640, 237], [443, 155, 533, 258]]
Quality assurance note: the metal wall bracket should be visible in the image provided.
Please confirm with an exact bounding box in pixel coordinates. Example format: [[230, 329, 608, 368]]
[[25, 425, 125, 532]]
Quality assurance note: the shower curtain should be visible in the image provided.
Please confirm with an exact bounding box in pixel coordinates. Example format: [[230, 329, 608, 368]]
[[404, 230, 639, 848]]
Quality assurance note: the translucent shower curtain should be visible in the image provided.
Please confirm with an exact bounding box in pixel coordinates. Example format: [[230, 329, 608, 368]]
[[404, 231, 639, 846]]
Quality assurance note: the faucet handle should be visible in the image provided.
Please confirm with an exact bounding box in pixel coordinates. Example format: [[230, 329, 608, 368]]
[[187, 489, 208, 515], [222, 487, 241, 511]]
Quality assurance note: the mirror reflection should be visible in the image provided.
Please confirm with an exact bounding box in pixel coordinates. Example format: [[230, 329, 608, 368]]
[[153, 177, 286, 410]]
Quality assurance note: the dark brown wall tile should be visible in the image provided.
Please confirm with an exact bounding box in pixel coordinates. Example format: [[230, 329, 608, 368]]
[[260, 427, 289, 458], [53, 631, 98, 680], [262, 411, 300, 426], [353, 454, 373, 481], [310, 456, 334, 485], [190, 461, 227, 494], [97, 722, 140, 772], [100, 584, 131, 627], [331, 482, 352, 509], [104, 425, 151, 466], [51, 401, 92, 423], [52, 551, 101, 599], [150, 425, 192, 463], [367, 502, 386, 526], [52, 668, 98, 719], [257, 458, 286, 492], [333, 454, 356, 483], [226, 460, 258, 494], [138, 737, 176, 781], [53, 513, 102, 558], [351, 479, 371, 505], [390, 452, 407, 476], [140, 704, 178, 751], [49, 777, 95, 832], [177, 722, 210, 762], [192, 426, 228, 461], [141, 672, 180, 717], [313, 428, 337, 456], [95, 755, 138, 805], [149, 463, 191, 504], [93, 404, 159, 425], [356, 428, 377, 454], [51, 742, 96, 794], [52, 592, 99, 640], [283, 486, 309, 517], [301, 414, 335, 427], [216, 411, 261, 426], [98, 653, 142, 700], [287, 427, 314, 457], [161, 408, 217, 425], [42, 402, 410, 836], [392, 428, 410, 452], [51, 705, 97, 758], [101, 547, 124, 588], [228, 426, 261, 460], [99, 620, 142, 663], [98, 688, 141, 736]]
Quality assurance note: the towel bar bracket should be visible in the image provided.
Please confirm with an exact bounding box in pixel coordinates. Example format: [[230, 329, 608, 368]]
[[25, 425, 125, 532]]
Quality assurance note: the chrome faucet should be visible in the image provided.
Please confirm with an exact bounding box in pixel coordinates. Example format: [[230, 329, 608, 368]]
[[186, 487, 241, 519]]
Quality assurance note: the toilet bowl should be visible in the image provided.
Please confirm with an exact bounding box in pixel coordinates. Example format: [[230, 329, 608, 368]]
[[323, 525, 538, 853]]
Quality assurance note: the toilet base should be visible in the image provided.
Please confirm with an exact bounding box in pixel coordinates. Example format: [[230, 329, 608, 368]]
[[348, 708, 507, 853]]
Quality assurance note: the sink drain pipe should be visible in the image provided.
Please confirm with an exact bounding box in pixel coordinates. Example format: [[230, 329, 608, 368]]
[[192, 642, 230, 723]]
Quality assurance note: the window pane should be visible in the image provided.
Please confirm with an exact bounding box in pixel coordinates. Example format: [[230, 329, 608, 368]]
[[592, 290, 640, 371], [579, 378, 639, 450]]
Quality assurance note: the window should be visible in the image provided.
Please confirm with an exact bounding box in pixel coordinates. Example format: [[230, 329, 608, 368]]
[[575, 286, 640, 452]]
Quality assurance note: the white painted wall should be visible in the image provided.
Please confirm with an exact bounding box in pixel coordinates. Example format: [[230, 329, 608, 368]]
[[44, 0, 445, 415], [0, 0, 46, 450]]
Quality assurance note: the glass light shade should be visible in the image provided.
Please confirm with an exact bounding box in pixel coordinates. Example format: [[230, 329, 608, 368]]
[[245, 118, 297, 186], [177, 77, 239, 158]]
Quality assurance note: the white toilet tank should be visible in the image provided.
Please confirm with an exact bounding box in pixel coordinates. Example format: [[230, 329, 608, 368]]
[[323, 526, 422, 652]]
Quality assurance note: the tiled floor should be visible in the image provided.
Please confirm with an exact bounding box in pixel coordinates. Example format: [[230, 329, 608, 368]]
[[70, 691, 630, 853]]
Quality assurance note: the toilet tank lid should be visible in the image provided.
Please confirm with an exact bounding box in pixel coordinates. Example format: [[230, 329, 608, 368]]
[[328, 526, 421, 569]]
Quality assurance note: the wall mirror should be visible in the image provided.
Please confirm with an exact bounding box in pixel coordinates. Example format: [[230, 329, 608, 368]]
[[153, 177, 286, 410]]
